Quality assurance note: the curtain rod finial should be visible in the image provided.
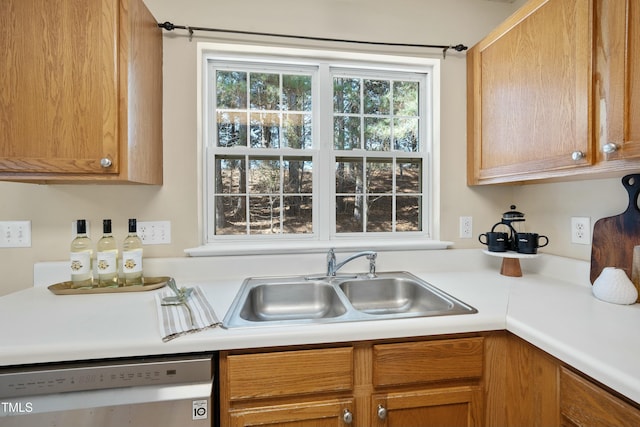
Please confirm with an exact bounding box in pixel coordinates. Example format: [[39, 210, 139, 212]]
[[158, 21, 176, 31]]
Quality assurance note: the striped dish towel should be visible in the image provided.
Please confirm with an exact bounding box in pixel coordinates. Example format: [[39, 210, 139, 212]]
[[155, 286, 221, 342]]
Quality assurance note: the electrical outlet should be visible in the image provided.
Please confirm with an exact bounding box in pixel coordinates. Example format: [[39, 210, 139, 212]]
[[0, 221, 32, 248], [137, 221, 171, 245], [459, 216, 473, 238], [571, 217, 591, 245]]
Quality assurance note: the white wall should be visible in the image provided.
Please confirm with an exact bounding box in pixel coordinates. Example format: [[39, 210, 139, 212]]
[[512, 177, 634, 262], [0, 0, 539, 295]]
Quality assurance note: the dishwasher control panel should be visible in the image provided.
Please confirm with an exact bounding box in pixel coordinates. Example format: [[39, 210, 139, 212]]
[[0, 353, 213, 398]]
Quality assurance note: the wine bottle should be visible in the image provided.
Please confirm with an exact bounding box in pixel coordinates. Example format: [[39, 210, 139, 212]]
[[122, 218, 143, 286], [96, 219, 119, 287], [70, 219, 93, 288]]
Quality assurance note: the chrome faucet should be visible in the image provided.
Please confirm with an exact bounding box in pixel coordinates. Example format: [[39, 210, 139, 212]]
[[326, 248, 377, 277]]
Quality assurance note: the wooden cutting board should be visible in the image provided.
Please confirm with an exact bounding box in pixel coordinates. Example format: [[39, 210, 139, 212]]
[[590, 174, 640, 284]]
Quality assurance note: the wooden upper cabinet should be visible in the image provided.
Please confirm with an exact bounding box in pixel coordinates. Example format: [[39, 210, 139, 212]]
[[0, 0, 162, 184], [594, 0, 640, 162], [467, 0, 593, 185], [468, 0, 640, 185]]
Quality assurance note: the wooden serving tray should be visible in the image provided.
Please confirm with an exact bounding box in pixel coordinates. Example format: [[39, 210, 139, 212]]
[[48, 276, 170, 295], [590, 174, 640, 285]]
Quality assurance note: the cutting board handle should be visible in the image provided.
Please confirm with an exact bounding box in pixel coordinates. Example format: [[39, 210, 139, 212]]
[[622, 174, 640, 214]]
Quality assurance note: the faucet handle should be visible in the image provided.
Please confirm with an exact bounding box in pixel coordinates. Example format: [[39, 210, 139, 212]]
[[326, 248, 336, 276], [367, 252, 377, 277]]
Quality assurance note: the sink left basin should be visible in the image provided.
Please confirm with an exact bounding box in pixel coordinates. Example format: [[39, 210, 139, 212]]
[[224, 277, 349, 327]]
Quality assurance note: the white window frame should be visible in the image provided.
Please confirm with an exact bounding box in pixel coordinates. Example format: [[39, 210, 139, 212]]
[[187, 42, 447, 256]]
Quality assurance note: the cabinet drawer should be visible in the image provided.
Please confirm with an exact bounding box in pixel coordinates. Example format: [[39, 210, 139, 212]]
[[560, 367, 640, 426], [226, 347, 353, 401], [373, 337, 483, 387]]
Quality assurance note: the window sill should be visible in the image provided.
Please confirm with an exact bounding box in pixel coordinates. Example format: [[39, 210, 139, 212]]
[[184, 239, 453, 257]]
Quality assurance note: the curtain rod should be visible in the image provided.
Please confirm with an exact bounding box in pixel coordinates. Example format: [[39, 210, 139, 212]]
[[157, 22, 467, 58]]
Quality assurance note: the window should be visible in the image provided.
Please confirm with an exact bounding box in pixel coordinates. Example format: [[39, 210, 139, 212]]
[[199, 44, 439, 250]]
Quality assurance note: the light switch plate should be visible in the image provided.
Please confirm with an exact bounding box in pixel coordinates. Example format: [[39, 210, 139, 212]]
[[138, 221, 171, 245], [0, 221, 32, 247]]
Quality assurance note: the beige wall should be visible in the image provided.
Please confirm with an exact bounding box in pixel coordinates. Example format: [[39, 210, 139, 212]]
[[11, 0, 617, 297]]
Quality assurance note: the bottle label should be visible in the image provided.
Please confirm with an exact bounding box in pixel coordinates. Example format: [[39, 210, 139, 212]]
[[122, 249, 143, 274], [70, 252, 91, 275], [97, 251, 117, 274]]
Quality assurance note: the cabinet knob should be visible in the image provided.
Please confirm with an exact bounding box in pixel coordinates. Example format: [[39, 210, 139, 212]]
[[377, 404, 388, 420], [343, 409, 353, 424], [100, 157, 113, 168], [602, 143, 618, 154], [571, 151, 585, 161]]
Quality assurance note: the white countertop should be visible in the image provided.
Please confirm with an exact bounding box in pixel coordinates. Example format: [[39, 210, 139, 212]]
[[2, 249, 639, 404]]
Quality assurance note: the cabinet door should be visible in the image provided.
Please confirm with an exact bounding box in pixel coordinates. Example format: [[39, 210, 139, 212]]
[[373, 385, 483, 427], [229, 399, 355, 427], [0, 0, 119, 175], [467, 0, 593, 184], [560, 367, 640, 427], [594, 0, 640, 161]]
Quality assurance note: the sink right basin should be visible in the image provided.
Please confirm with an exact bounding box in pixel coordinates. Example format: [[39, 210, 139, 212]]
[[338, 277, 454, 315]]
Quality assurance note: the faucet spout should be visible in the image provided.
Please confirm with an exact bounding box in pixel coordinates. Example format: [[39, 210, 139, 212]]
[[326, 248, 377, 277]]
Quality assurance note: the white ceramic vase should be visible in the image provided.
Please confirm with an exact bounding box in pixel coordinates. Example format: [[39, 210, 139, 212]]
[[592, 267, 638, 305]]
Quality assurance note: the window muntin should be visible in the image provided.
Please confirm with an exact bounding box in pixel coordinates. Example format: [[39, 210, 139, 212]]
[[205, 51, 432, 243]]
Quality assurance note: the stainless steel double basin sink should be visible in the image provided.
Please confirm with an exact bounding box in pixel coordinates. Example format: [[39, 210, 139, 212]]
[[222, 271, 477, 328]]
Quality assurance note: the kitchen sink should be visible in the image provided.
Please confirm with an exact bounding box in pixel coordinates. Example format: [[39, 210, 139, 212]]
[[222, 272, 477, 328]]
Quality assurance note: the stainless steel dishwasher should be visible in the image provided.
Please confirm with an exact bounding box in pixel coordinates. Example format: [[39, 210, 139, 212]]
[[0, 352, 217, 427]]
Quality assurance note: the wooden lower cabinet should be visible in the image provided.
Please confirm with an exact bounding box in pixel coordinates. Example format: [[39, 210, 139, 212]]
[[560, 367, 640, 427], [220, 336, 484, 427], [228, 399, 355, 427], [483, 332, 560, 426], [484, 332, 640, 427], [372, 386, 483, 427], [220, 332, 640, 426], [371, 337, 484, 427]]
